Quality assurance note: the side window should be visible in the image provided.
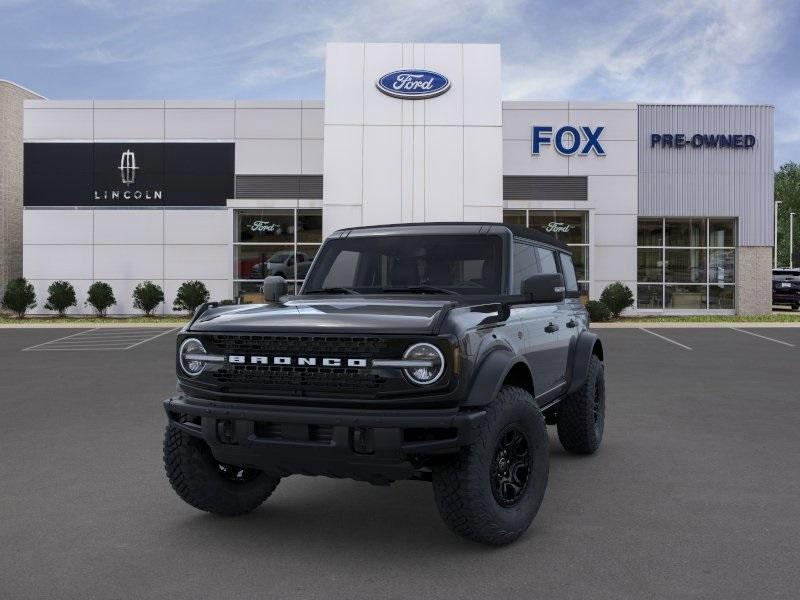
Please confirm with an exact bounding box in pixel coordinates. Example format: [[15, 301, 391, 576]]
[[512, 241, 540, 293], [560, 253, 579, 292], [535, 247, 558, 274], [321, 250, 359, 288]]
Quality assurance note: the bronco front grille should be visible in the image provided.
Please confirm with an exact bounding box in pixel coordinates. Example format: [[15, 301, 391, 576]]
[[202, 334, 406, 398]]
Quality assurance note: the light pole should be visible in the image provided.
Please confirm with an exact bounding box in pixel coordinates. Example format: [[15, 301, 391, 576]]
[[791, 213, 796, 269], [774, 200, 781, 267]]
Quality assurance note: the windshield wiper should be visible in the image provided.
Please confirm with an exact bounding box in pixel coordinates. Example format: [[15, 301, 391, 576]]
[[379, 285, 457, 295], [303, 287, 360, 295]]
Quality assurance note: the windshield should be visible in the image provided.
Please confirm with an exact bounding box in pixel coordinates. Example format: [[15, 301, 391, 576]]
[[302, 235, 503, 295]]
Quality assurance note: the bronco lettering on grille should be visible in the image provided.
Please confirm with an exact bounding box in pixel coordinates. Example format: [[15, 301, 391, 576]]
[[228, 355, 368, 368]]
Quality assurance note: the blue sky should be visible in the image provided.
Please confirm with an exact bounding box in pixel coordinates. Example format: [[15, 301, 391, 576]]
[[2, 0, 798, 166]]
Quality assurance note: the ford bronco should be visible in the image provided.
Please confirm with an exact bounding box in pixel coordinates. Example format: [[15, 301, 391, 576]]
[[163, 222, 605, 545]]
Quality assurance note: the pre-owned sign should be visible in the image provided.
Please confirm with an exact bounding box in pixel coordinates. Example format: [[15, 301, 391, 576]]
[[23, 142, 234, 207], [650, 133, 756, 149]]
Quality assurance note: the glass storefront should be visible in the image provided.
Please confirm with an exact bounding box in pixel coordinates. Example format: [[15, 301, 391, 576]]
[[503, 209, 590, 300], [637, 218, 736, 310], [234, 209, 322, 302]]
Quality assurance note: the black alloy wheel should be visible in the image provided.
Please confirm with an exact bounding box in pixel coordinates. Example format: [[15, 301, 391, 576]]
[[490, 425, 531, 507]]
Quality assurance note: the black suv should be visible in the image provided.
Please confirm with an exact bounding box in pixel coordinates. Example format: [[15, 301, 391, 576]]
[[773, 268, 800, 310], [163, 223, 605, 545]]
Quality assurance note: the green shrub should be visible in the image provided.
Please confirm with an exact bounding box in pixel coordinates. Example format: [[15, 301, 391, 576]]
[[132, 281, 165, 316], [173, 280, 210, 313], [586, 300, 612, 323], [44, 280, 77, 316], [600, 282, 634, 317], [86, 282, 116, 317], [1, 277, 37, 318]]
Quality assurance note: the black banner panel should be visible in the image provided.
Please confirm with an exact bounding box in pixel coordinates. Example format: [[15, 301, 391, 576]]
[[24, 143, 234, 207]]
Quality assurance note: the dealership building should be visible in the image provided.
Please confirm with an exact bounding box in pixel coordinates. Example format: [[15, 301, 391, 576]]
[[3, 42, 775, 314]]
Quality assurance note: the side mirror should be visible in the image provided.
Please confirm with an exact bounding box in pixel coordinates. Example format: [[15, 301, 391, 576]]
[[263, 275, 287, 302], [521, 273, 565, 303]]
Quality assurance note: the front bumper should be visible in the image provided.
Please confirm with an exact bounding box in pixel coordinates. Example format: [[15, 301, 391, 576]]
[[773, 291, 800, 305], [163, 395, 486, 482]]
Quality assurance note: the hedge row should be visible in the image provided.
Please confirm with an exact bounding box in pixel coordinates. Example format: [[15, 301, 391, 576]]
[[0, 278, 212, 318]]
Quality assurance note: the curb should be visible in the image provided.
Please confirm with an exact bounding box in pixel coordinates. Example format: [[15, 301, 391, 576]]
[[0, 322, 188, 329], [590, 322, 800, 329]]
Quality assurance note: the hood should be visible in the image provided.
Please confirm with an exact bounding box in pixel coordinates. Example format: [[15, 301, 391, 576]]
[[188, 297, 457, 334]]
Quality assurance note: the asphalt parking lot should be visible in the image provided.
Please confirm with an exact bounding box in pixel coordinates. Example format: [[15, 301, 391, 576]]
[[1, 326, 799, 599]]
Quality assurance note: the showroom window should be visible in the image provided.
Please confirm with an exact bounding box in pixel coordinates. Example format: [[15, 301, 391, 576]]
[[504, 209, 589, 299], [234, 209, 322, 302], [637, 218, 736, 310]]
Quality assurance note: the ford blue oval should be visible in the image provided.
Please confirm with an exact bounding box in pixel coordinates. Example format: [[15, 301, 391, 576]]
[[376, 70, 450, 99]]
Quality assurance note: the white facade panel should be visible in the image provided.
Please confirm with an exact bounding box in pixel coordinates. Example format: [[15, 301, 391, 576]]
[[164, 108, 235, 139], [362, 127, 402, 226], [423, 44, 463, 126], [504, 139, 568, 175], [567, 141, 637, 176], [568, 108, 637, 141], [591, 245, 637, 282], [464, 127, 503, 207], [24, 108, 93, 140], [23, 210, 92, 244], [324, 43, 364, 125], [24, 245, 93, 280], [301, 139, 324, 174], [324, 204, 362, 236], [164, 210, 231, 245], [587, 176, 638, 215], [164, 245, 229, 280], [93, 210, 163, 245], [235, 139, 302, 174], [424, 126, 463, 221], [235, 108, 301, 139], [502, 108, 569, 140], [322, 126, 362, 206], [593, 214, 637, 246], [463, 206, 502, 221], [93, 245, 163, 280], [301, 108, 324, 139], [93, 108, 164, 140], [362, 43, 403, 126]]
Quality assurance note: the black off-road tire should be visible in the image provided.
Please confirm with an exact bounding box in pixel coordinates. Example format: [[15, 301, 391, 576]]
[[163, 422, 280, 516], [556, 354, 605, 454], [432, 386, 549, 546]]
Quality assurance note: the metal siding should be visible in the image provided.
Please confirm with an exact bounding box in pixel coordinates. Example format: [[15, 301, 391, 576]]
[[638, 105, 774, 246], [503, 176, 587, 201], [235, 174, 323, 199]]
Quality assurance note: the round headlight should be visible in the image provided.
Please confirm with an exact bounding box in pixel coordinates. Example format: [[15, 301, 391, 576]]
[[179, 337, 206, 377], [403, 342, 445, 386]]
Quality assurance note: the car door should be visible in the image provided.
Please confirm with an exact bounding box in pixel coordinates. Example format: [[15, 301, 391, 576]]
[[534, 246, 571, 388], [558, 250, 585, 368], [512, 240, 565, 397]]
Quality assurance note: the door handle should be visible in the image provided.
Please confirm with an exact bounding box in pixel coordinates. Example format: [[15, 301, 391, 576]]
[[544, 322, 559, 333], [566, 319, 577, 328]]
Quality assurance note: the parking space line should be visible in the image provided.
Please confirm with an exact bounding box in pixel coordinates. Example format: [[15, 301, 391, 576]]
[[639, 328, 693, 350], [730, 328, 796, 347], [123, 328, 179, 349], [21, 328, 99, 351]]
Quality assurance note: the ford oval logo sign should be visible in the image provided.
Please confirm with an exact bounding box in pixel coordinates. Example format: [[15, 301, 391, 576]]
[[376, 70, 450, 99]]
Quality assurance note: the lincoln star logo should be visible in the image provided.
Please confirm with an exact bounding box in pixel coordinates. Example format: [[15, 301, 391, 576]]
[[228, 355, 368, 368], [376, 70, 450, 99], [118, 149, 138, 186]]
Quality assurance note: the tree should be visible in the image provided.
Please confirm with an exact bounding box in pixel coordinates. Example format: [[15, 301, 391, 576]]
[[86, 282, 116, 317], [132, 281, 165, 316], [173, 280, 210, 313], [775, 162, 800, 267], [600, 282, 634, 317], [1, 277, 37, 318], [44, 280, 77, 316]]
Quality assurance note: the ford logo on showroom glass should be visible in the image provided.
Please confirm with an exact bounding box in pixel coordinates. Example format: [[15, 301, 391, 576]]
[[376, 70, 450, 99]]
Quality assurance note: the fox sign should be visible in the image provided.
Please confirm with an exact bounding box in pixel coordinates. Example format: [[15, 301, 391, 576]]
[[532, 125, 605, 156]]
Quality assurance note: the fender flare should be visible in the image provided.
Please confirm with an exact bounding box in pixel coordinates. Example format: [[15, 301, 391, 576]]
[[566, 331, 603, 394], [462, 347, 531, 407]]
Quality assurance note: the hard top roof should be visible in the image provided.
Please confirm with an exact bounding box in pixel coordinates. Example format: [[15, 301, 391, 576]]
[[332, 221, 569, 251]]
